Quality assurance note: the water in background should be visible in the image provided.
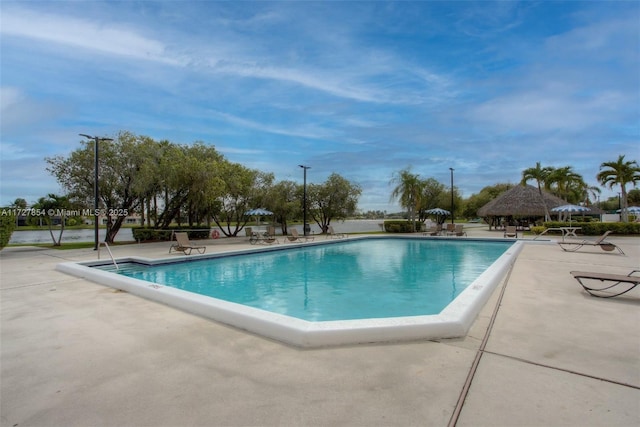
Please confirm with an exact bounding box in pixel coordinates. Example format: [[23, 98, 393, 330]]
[[9, 220, 385, 244]]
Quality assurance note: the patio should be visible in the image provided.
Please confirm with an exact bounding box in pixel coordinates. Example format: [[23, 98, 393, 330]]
[[1, 232, 638, 426]]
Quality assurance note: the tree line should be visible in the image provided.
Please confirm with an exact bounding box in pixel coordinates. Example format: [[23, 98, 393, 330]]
[[390, 155, 640, 226], [43, 131, 361, 244]]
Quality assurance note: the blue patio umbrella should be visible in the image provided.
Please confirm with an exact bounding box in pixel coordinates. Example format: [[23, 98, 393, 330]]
[[245, 208, 273, 227], [616, 206, 640, 214], [425, 208, 450, 225], [551, 204, 591, 225], [425, 208, 450, 216], [245, 208, 273, 216]]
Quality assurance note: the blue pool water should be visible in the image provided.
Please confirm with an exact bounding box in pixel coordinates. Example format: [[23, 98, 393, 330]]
[[102, 238, 512, 321]]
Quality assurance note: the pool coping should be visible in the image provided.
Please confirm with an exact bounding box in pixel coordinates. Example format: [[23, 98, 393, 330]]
[[56, 236, 534, 348]]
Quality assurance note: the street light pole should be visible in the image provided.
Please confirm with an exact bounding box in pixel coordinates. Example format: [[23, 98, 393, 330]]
[[449, 167, 455, 225], [80, 134, 113, 250], [299, 165, 311, 236]]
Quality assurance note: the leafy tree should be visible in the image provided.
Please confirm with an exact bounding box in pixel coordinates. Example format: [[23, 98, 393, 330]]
[[211, 162, 273, 237], [263, 180, 300, 235], [628, 188, 640, 205], [416, 178, 447, 223], [46, 131, 156, 243], [389, 167, 423, 232], [155, 142, 225, 228], [308, 173, 361, 233], [463, 183, 513, 219], [11, 198, 27, 209], [597, 155, 640, 222]]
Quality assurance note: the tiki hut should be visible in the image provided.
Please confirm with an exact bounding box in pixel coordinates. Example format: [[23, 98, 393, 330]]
[[477, 184, 567, 230]]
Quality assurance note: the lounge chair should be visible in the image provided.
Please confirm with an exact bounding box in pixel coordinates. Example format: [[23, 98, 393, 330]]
[[169, 232, 206, 255], [558, 231, 625, 255], [286, 228, 314, 243], [249, 231, 279, 245], [423, 224, 442, 236], [445, 223, 456, 235], [453, 224, 467, 237], [260, 236, 279, 245], [570, 270, 640, 298], [504, 225, 517, 238], [326, 225, 347, 239]]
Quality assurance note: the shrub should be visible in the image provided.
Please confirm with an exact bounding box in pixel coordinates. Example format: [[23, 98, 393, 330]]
[[383, 220, 422, 233], [132, 226, 212, 242], [0, 211, 16, 250], [530, 226, 547, 235], [542, 221, 640, 236]]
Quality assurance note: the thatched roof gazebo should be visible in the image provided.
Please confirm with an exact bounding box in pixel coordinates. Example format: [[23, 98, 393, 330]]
[[477, 184, 567, 229]]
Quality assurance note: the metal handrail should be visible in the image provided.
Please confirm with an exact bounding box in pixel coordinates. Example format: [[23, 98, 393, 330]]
[[97, 242, 119, 270]]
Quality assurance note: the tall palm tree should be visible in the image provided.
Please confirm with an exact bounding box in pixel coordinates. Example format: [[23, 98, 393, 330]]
[[597, 155, 640, 222], [546, 166, 584, 203], [390, 167, 423, 232], [521, 161, 552, 220]]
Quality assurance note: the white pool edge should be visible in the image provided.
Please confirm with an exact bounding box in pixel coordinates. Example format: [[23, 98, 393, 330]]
[[56, 237, 532, 348]]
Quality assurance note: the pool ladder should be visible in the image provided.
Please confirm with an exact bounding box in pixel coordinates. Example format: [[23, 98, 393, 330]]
[[97, 242, 119, 270]]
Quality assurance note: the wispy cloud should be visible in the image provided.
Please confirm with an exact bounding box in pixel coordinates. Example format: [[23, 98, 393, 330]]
[[211, 111, 339, 141], [1, 2, 637, 210], [1, 7, 180, 65]]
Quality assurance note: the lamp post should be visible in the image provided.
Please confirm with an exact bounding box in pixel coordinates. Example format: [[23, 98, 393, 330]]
[[80, 134, 113, 250], [299, 165, 311, 236], [449, 167, 455, 225]]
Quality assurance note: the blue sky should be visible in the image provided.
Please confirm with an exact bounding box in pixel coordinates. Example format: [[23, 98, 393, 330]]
[[1, 1, 639, 212]]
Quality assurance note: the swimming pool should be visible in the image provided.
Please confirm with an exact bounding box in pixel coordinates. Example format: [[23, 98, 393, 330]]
[[57, 236, 523, 347]]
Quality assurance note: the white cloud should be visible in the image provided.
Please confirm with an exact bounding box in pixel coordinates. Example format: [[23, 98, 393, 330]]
[[211, 111, 338, 140], [1, 7, 180, 65]]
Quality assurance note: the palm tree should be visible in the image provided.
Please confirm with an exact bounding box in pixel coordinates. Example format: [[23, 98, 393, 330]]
[[546, 166, 585, 203], [597, 155, 640, 222], [390, 167, 423, 232], [521, 162, 552, 220], [581, 184, 601, 207]]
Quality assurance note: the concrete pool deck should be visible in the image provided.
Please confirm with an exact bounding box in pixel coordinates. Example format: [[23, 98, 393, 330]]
[[1, 230, 639, 426]]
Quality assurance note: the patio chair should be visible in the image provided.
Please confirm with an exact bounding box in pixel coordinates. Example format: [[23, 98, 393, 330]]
[[326, 225, 347, 239], [169, 232, 206, 255], [453, 224, 467, 237], [558, 231, 625, 255], [570, 270, 640, 298], [504, 225, 518, 238], [286, 228, 314, 243], [260, 235, 279, 245], [445, 223, 456, 235], [423, 224, 442, 236]]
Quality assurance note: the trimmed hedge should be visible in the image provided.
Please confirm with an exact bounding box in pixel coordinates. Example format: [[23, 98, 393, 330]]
[[383, 220, 423, 233], [539, 221, 640, 236], [132, 226, 213, 242], [0, 212, 16, 250]]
